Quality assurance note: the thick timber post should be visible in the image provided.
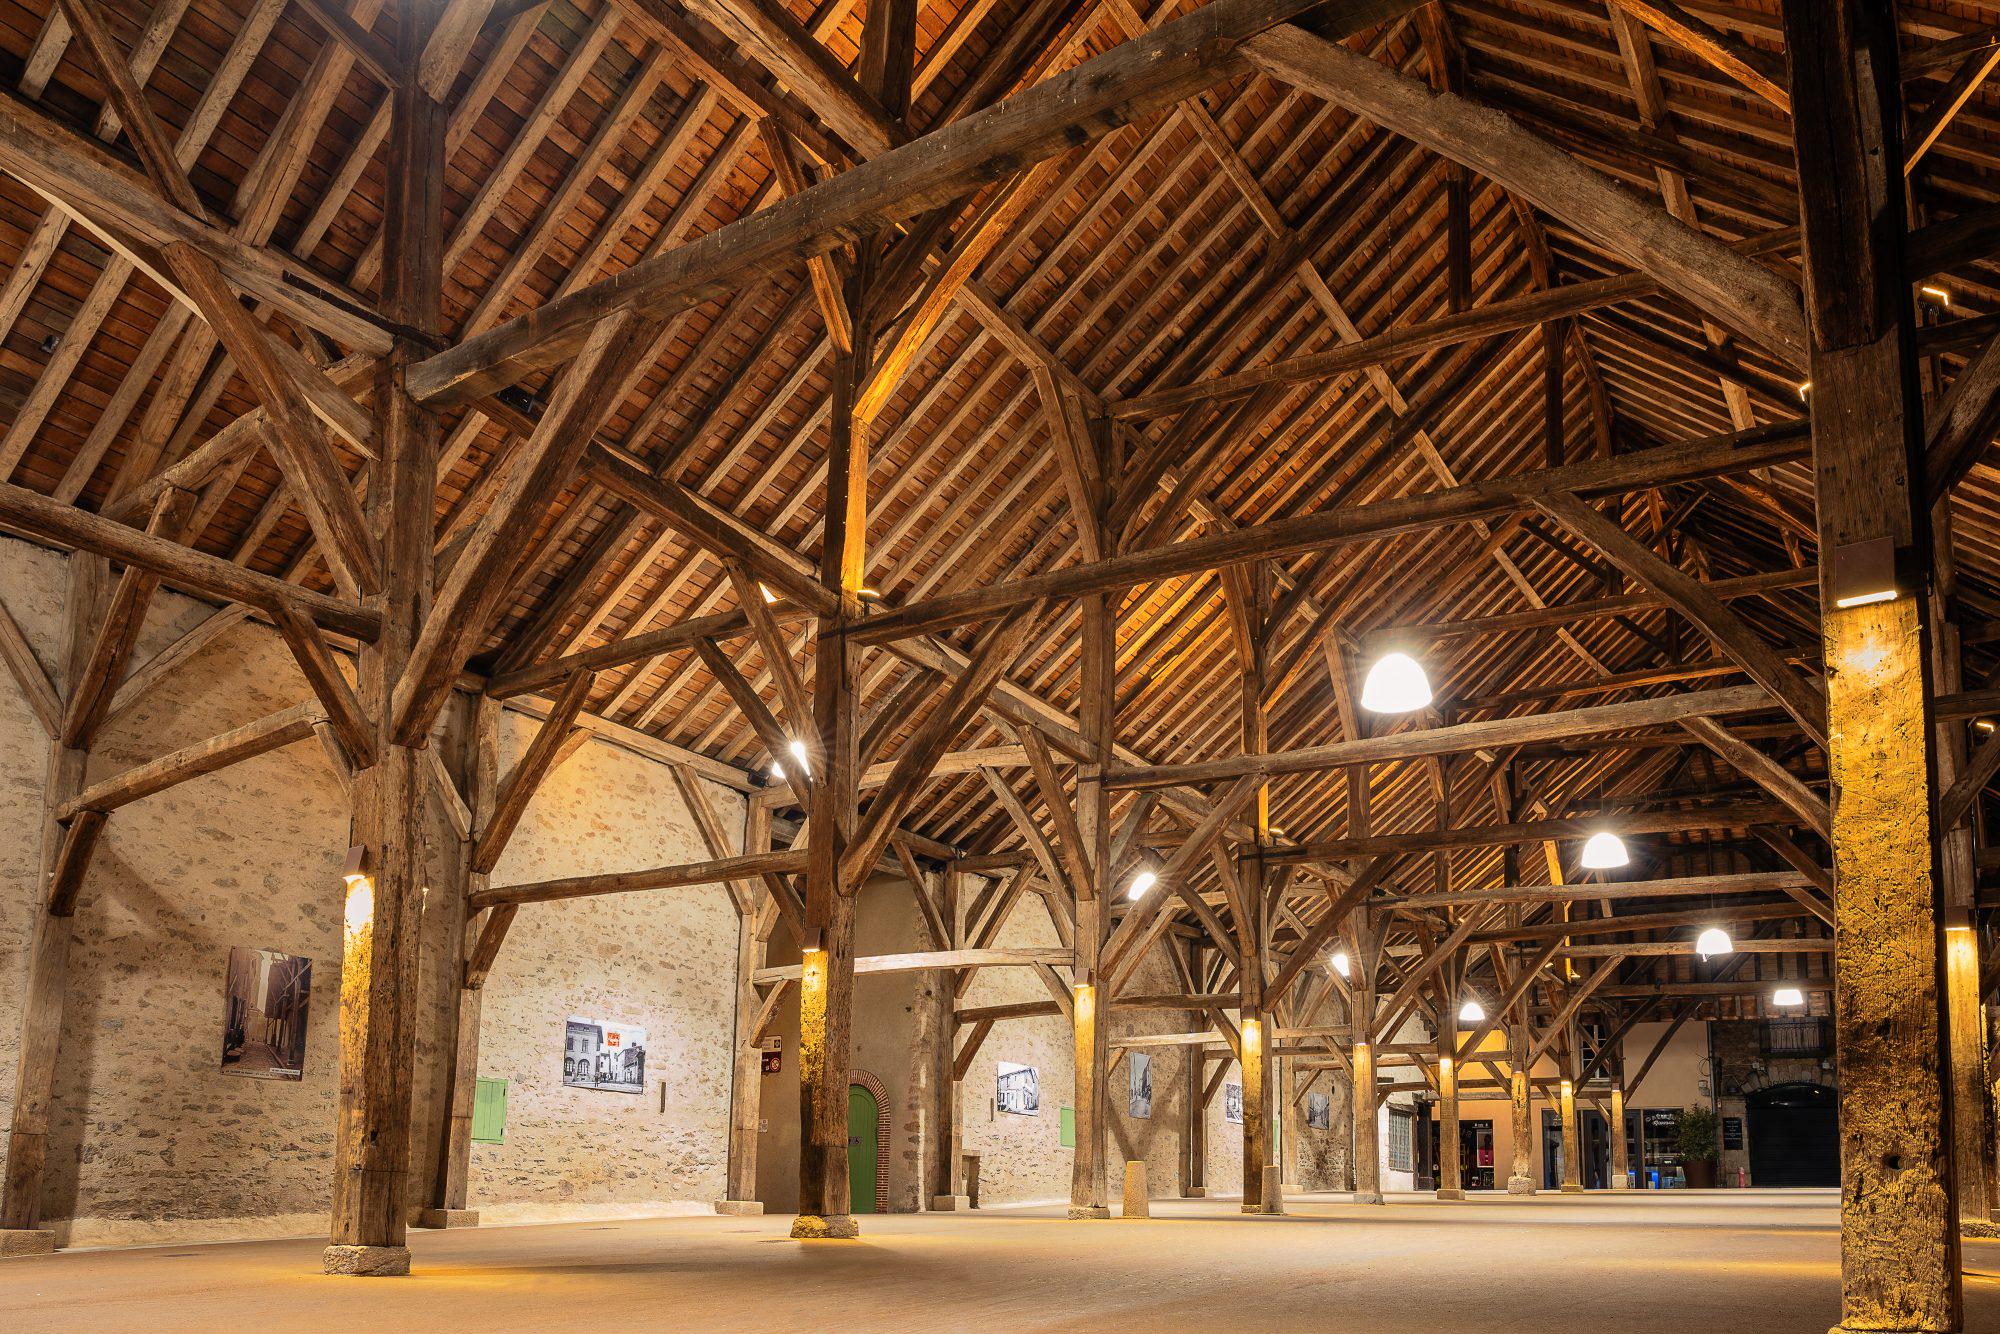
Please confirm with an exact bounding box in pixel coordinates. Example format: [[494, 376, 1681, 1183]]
[[1508, 968, 1535, 1195], [1559, 1037, 1583, 1194], [1610, 1075, 1630, 1190], [794, 259, 871, 1241], [1436, 997, 1463, 1200], [0, 557, 103, 1255], [1785, 2, 1963, 1327], [324, 0, 444, 1276], [930, 868, 969, 1210], [1229, 567, 1279, 1214], [719, 802, 775, 1214], [1069, 586, 1114, 1219], [419, 695, 499, 1229], [1350, 915, 1383, 1204]]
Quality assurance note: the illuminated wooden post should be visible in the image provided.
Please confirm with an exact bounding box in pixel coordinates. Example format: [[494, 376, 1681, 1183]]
[[1558, 1047, 1583, 1194], [1609, 1078, 1630, 1191], [324, 0, 442, 1275], [930, 868, 969, 1210], [1435, 1002, 1463, 1200], [1785, 2, 1962, 1326], [1069, 586, 1114, 1219], [1507, 979, 1535, 1195], [1350, 916, 1382, 1204], [1234, 568, 1279, 1214], [794, 254, 871, 1240]]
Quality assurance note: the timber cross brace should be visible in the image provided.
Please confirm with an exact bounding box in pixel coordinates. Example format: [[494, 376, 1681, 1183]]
[[0, 0, 1997, 1327]]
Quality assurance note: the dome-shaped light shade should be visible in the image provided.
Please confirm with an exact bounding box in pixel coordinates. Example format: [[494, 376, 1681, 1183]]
[[1695, 927, 1734, 960], [1127, 869, 1158, 902], [1579, 831, 1629, 870], [1329, 948, 1351, 978], [1772, 986, 1805, 1008], [1360, 652, 1433, 714], [1457, 999, 1486, 1024]]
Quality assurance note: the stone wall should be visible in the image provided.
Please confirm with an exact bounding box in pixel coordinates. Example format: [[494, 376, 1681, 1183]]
[[0, 536, 746, 1243]]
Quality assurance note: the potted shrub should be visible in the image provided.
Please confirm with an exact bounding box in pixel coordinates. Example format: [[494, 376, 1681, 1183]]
[[1677, 1105, 1721, 1188]]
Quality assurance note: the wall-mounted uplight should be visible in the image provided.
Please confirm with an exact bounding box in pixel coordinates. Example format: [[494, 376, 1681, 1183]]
[[1329, 948, 1351, 978], [1695, 927, 1734, 960], [1126, 869, 1158, 902], [1797, 381, 1811, 402], [1361, 651, 1433, 714], [759, 583, 779, 604], [1772, 986, 1805, 1008], [341, 846, 374, 936], [1579, 830, 1629, 870], [1831, 537, 1900, 610]]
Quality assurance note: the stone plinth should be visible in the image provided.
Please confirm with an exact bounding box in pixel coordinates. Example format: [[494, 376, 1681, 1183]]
[[712, 1200, 763, 1216], [790, 1213, 859, 1239], [322, 1244, 410, 1276], [414, 1208, 479, 1229], [1122, 1161, 1150, 1218], [930, 1194, 972, 1211], [1506, 1176, 1535, 1196], [0, 1229, 55, 1257]]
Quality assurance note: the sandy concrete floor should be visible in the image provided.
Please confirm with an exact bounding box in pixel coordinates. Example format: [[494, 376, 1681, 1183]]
[[4, 1191, 1998, 1332]]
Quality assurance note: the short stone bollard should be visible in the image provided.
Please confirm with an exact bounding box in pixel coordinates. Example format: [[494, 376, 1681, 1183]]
[[1122, 1160, 1150, 1218]]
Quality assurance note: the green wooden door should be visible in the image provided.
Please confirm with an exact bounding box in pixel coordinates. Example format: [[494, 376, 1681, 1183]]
[[848, 1084, 878, 1214]]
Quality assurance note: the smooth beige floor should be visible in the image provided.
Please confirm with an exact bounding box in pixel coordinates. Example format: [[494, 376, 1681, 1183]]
[[4, 1190, 1998, 1331]]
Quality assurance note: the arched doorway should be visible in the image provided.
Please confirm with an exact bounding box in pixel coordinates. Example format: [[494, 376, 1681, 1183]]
[[1746, 1083, 1838, 1187], [846, 1070, 890, 1214]]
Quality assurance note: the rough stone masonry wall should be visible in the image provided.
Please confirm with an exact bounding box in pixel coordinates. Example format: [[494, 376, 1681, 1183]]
[[0, 536, 744, 1243]]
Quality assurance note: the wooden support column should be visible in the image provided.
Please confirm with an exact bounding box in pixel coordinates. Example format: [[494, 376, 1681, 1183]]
[[417, 693, 498, 1230], [930, 868, 969, 1209], [324, 0, 443, 1277], [719, 802, 775, 1214], [1069, 586, 1114, 1219], [1508, 991, 1535, 1195], [1610, 1060, 1631, 1190], [793, 258, 871, 1242], [1435, 1000, 1464, 1200], [1785, 3, 1963, 1326], [0, 556, 103, 1255], [1350, 915, 1383, 1204], [1558, 1042, 1583, 1194], [1231, 567, 1279, 1214], [1185, 942, 1208, 1198]]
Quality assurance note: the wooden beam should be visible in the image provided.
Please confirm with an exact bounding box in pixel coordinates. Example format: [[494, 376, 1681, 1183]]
[[470, 848, 810, 910], [852, 423, 1808, 643], [471, 669, 592, 873], [1273, 801, 1788, 862], [1607, 0, 1789, 111], [1105, 685, 1773, 790], [754, 947, 1069, 985], [57, 700, 324, 820]]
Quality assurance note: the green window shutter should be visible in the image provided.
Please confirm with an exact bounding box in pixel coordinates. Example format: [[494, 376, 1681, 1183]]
[[471, 1077, 507, 1144], [1059, 1106, 1075, 1148]]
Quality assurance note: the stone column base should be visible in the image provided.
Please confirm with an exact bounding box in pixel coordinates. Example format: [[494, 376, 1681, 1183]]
[[0, 1229, 56, 1257], [712, 1200, 764, 1216], [1560, 1183, 1586, 1194], [322, 1244, 411, 1276], [1610, 1177, 1632, 1190], [1506, 1176, 1535, 1196], [1963, 1217, 2000, 1239], [413, 1208, 479, 1229], [1066, 1205, 1112, 1220], [1353, 1190, 1384, 1205], [929, 1194, 971, 1211], [790, 1214, 859, 1239], [1435, 1188, 1466, 1201]]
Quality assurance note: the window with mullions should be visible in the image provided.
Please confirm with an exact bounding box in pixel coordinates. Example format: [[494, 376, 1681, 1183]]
[[1764, 1017, 1828, 1057], [1388, 1107, 1414, 1172]]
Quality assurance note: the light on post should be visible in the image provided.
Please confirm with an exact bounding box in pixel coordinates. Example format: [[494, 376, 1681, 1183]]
[[340, 845, 373, 936], [1360, 652, 1433, 714], [1831, 537, 1900, 610]]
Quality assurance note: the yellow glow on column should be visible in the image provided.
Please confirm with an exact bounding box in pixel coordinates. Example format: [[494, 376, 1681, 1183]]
[[1439, 1054, 1453, 1076], [1560, 1078, 1574, 1100], [1073, 981, 1096, 1020], [1242, 1017, 1263, 1053]]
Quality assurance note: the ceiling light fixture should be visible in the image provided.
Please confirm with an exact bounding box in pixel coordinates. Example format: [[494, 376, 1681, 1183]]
[[1579, 830, 1629, 870], [1361, 652, 1433, 714]]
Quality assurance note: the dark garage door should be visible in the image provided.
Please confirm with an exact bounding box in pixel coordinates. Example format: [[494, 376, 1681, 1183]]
[[1747, 1083, 1839, 1187]]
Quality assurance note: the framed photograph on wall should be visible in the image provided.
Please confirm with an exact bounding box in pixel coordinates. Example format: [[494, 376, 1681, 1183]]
[[563, 1016, 648, 1093], [1128, 1051, 1153, 1119], [996, 1061, 1040, 1115], [1224, 1081, 1244, 1124], [220, 947, 312, 1080], [1307, 1090, 1331, 1131]]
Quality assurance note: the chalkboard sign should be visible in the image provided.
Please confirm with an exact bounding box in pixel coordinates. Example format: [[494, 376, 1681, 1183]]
[[1723, 1116, 1744, 1150]]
